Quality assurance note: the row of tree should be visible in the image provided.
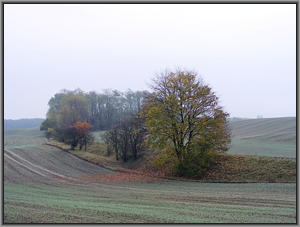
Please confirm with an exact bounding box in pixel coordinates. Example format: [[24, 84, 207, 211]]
[[41, 89, 150, 131]]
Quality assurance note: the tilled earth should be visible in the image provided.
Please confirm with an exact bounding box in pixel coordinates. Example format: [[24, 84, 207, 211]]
[[3, 128, 297, 223]]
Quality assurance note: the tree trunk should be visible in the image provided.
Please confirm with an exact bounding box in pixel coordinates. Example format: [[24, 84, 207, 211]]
[[133, 145, 137, 160], [114, 144, 119, 160], [122, 146, 127, 162]]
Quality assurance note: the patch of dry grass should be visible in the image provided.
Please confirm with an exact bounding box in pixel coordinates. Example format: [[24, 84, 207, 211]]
[[201, 154, 296, 183]]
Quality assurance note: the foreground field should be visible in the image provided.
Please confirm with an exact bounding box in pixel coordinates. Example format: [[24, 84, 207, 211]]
[[4, 128, 297, 223], [4, 181, 296, 223]]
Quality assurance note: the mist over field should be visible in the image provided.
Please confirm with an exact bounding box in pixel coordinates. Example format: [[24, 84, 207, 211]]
[[4, 118, 44, 131], [3, 3, 296, 224]]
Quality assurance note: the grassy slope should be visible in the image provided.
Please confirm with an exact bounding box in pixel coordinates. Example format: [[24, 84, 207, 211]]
[[228, 117, 296, 158], [202, 154, 296, 183]]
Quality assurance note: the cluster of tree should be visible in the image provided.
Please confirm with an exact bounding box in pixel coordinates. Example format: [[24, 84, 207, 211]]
[[41, 89, 150, 130], [40, 90, 93, 150], [103, 70, 231, 176], [104, 115, 146, 162], [40, 89, 150, 151], [41, 70, 231, 177], [43, 121, 93, 151]]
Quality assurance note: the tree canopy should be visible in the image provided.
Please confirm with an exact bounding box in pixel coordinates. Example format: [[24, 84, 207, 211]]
[[142, 70, 231, 176]]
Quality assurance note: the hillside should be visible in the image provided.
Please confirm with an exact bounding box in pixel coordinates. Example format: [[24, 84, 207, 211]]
[[4, 127, 296, 223], [4, 118, 44, 131], [228, 117, 296, 158]]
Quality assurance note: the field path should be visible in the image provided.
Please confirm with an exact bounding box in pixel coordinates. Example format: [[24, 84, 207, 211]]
[[4, 149, 84, 183], [4, 128, 113, 185]]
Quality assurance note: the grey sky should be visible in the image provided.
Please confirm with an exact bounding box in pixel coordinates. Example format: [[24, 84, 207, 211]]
[[4, 4, 296, 119]]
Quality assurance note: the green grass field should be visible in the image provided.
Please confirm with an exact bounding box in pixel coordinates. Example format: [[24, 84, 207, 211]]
[[92, 131, 106, 143], [228, 117, 296, 158], [4, 181, 296, 223], [228, 138, 296, 158], [3, 117, 297, 223]]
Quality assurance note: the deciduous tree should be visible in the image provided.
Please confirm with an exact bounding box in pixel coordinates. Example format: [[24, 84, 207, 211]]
[[73, 121, 93, 151], [143, 70, 231, 176]]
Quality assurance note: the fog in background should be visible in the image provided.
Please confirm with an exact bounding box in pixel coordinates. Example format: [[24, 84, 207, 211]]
[[4, 4, 296, 119]]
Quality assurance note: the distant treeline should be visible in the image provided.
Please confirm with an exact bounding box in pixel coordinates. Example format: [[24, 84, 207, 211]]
[[4, 118, 44, 131], [41, 89, 151, 131]]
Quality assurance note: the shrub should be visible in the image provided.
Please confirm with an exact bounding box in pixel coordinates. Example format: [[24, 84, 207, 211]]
[[152, 147, 218, 178], [176, 150, 218, 178], [152, 147, 178, 176]]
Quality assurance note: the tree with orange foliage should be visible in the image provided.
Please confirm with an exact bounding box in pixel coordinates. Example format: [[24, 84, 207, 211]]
[[64, 121, 93, 151], [73, 121, 93, 151]]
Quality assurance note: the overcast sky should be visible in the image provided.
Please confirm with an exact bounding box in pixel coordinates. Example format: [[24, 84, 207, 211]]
[[4, 4, 296, 119]]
